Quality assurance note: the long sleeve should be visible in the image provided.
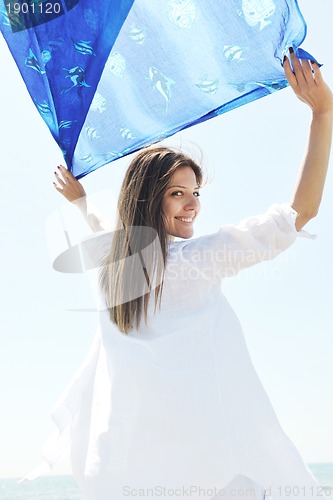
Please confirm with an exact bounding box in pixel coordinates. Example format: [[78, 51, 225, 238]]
[[177, 203, 315, 282]]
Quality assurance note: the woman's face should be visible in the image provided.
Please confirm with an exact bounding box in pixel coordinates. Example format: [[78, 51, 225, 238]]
[[162, 166, 201, 239]]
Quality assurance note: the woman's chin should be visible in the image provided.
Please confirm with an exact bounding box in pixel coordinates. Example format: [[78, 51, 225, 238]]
[[167, 224, 195, 240], [176, 228, 194, 239]]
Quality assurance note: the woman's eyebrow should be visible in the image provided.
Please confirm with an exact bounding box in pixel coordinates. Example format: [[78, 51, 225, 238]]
[[167, 184, 200, 189]]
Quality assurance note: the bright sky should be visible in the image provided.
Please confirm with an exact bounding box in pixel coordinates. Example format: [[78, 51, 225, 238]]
[[0, 0, 332, 480]]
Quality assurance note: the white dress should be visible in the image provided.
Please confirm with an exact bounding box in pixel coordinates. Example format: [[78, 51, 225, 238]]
[[28, 203, 322, 500]]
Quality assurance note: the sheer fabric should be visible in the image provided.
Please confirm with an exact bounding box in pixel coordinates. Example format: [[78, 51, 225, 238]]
[[0, 0, 318, 177]]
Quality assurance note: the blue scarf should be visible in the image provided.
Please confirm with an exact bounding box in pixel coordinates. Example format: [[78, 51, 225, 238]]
[[0, 0, 318, 178]]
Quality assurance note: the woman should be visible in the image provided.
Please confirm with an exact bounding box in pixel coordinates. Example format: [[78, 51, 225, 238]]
[[52, 52, 332, 499]]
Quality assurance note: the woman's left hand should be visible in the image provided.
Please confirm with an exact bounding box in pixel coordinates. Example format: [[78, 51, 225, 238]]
[[284, 49, 333, 230], [283, 49, 333, 115], [53, 165, 87, 203]]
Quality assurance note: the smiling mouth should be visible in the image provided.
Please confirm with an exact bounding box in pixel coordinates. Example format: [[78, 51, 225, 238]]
[[175, 217, 194, 224]]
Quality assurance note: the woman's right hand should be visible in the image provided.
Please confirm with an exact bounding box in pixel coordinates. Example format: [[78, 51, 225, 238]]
[[53, 165, 112, 232], [53, 165, 87, 203]]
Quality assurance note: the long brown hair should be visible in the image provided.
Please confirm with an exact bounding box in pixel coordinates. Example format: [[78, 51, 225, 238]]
[[99, 146, 203, 334]]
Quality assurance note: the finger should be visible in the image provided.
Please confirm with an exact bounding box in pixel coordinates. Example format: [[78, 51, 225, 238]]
[[311, 62, 324, 84], [58, 164, 75, 181], [289, 49, 307, 85], [283, 56, 297, 87], [54, 170, 66, 187], [57, 164, 68, 171], [301, 59, 315, 83], [53, 181, 63, 192], [59, 164, 74, 177]]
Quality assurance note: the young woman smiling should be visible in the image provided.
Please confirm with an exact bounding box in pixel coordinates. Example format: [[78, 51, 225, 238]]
[[50, 52, 333, 500]]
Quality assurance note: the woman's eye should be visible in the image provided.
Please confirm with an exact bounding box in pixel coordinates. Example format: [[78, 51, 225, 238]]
[[171, 191, 200, 196]]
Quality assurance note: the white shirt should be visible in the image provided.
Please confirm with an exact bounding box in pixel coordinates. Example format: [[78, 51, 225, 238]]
[[28, 204, 321, 500]]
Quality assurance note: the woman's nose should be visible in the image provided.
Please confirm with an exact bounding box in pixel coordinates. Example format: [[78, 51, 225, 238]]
[[184, 195, 200, 211]]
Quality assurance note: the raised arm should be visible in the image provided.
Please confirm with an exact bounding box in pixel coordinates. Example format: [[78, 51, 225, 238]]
[[283, 49, 333, 231], [53, 165, 113, 232]]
